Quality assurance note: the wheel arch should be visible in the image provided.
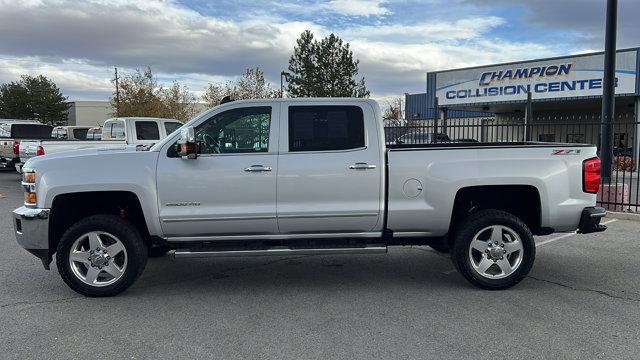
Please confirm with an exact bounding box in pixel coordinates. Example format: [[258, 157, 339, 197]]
[[48, 191, 153, 257], [449, 185, 545, 237]]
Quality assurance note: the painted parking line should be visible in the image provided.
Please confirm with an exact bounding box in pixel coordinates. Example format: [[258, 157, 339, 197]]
[[535, 219, 617, 247]]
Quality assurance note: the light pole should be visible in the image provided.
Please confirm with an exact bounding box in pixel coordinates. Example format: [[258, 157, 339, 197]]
[[600, 0, 618, 182]]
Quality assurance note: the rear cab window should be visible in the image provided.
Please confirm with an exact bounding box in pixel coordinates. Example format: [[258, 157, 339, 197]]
[[288, 106, 365, 152], [10, 124, 53, 139]]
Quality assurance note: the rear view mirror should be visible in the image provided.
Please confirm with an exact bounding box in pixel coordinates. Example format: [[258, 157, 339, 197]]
[[177, 126, 197, 159]]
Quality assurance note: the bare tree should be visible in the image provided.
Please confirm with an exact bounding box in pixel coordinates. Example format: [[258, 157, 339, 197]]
[[202, 67, 277, 107]]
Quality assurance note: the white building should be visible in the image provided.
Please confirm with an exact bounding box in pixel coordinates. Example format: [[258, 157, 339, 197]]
[[66, 101, 210, 126], [67, 101, 112, 127]]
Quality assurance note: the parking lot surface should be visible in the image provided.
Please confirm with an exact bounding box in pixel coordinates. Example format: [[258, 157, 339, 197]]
[[0, 169, 639, 359]]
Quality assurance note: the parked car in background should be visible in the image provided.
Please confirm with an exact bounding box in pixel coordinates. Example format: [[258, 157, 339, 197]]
[[0, 119, 52, 169], [51, 126, 94, 140], [395, 132, 450, 144], [16, 117, 182, 171], [13, 98, 606, 296]]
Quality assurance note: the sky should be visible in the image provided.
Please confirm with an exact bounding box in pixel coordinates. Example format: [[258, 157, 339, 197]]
[[0, 0, 638, 103]]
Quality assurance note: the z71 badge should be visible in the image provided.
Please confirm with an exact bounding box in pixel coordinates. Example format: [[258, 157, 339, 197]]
[[552, 149, 581, 155]]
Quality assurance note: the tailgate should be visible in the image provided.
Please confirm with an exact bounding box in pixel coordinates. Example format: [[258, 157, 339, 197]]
[[18, 140, 41, 163]]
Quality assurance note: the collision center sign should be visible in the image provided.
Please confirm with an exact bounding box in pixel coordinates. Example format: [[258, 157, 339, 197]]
[[435, 50, 638, 106]]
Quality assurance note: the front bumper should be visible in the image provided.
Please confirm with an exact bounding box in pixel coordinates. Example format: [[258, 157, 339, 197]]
[[13, 206, 51, 269], [577, 206, 607, 234]]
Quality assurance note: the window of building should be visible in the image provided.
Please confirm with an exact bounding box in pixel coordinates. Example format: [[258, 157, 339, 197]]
[[566, 134, 585, 144], [135, 121, 160, 140], [288, 106, 365, 152], [195, 107, 271, 154], [538, 134, 556, 142]]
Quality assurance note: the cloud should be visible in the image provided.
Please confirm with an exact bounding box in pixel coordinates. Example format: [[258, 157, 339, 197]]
[[324, 0, 390, 16], [468, 0, 640, 48], [0, 0, 572, 101]]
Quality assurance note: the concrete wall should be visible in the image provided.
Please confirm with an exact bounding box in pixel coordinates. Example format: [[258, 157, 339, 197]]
[[67, 101, 112, 127]]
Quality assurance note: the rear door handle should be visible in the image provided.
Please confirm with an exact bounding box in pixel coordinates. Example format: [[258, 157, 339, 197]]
[[349, 162, 377, 170], [244, 165, 273, 172]]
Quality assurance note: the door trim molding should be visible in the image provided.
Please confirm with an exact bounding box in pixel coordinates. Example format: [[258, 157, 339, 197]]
[[162, 215, 276, 223], [277, 212, 379, 219]]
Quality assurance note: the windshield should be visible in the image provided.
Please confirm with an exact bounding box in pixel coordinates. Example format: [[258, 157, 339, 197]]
[[11, 124, 53, 139]]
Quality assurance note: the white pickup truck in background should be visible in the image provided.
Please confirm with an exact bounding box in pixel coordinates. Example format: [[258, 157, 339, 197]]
[[13, 98, 606, 297], [0, 119, 52, 169], [17, 117, 183, 170]]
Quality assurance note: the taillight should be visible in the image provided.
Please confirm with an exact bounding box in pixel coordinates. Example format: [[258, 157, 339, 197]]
[[36, 146, 44, 156], [583, 157, 601, 194], [13, 140, 19, 155]]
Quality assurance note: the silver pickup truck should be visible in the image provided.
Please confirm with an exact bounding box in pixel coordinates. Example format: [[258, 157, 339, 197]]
[[13, 98, 606, 297]]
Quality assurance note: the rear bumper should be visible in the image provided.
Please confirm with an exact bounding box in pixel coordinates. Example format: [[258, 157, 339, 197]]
[[0, 156, 18, 168], [577, 207, 607, 234], [13, 206, 52, 269]]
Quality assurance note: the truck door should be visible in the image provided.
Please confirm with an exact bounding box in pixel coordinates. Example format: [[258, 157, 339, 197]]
[[277, 103, 383, 234], [156, 104, 279, 237]]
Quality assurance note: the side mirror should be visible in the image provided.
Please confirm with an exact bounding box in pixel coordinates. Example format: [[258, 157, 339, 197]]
[[177, 126, 197, 159]]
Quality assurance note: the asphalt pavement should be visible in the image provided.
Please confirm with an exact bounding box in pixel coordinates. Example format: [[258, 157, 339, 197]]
[[0, 168, 638, 359]]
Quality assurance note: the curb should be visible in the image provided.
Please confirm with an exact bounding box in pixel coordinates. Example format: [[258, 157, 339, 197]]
[[606, 211, 640, 222]]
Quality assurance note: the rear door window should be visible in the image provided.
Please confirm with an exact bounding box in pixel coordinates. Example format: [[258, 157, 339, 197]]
[[135, 121, 160, 140], [10, 124, 53, 139], [288, 106, 365, 152], [164, 122, 182, 136]]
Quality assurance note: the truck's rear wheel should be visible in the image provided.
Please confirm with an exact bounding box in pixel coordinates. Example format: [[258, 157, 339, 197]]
[[451, 209, 535, 290], [56, 215, 147, 297]]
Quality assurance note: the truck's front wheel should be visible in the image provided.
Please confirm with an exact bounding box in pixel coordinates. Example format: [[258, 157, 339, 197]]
[[56, 215, 148, 297], [451, 209, 535, 290]]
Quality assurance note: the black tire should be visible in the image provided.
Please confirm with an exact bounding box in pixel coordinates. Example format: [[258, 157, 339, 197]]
[[56, 214, 148, 297], [450, 209, 535, 290], [148, 244, 172, 258]]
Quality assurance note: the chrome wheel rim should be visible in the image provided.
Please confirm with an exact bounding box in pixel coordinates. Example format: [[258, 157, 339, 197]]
[[468, 225, 524, 280], [69, 231, 128, 287]]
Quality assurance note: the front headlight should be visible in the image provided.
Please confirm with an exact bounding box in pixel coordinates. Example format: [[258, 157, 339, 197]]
[[22, 169, 37, 207]]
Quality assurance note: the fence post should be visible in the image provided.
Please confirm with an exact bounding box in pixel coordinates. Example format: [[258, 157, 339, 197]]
[[433, 97, 439, 138], [524, 92, 533, 142]]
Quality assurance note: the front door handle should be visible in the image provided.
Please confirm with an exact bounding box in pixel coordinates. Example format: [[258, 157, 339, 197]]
[[244, 165, 273, 172], [349, 162, 377, 170]]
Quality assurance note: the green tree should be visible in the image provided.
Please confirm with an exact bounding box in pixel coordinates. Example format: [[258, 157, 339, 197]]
[[0, 75, 70, 125], [286, 30, 370, 98], [202, 67, 277, 107]]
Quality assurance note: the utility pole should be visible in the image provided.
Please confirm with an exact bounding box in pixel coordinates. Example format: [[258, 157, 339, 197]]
[[600, 0, 618, 182], [280, 71, 288, 98], [114, 66, 121, 117]]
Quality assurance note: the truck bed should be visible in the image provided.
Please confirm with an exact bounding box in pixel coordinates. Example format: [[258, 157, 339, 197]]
[[387, 141, 595, 150]]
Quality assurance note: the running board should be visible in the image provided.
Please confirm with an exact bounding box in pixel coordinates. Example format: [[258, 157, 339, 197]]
[[173, 245, 387, 259]]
